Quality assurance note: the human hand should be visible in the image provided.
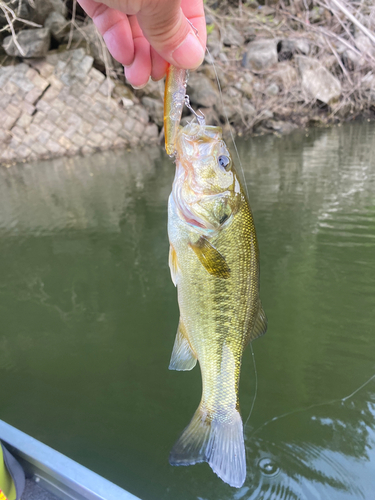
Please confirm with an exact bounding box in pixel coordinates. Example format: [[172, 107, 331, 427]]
[[78, 0, 206, 88]]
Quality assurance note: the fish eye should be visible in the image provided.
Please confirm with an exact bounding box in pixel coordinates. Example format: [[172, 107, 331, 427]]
[[218, 155, 230, 171]]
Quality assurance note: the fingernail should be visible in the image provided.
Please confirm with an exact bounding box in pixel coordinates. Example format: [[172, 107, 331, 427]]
[[131, 83, 147, 90], [171, 32, 205, 69], [124, 70, 151, 89]]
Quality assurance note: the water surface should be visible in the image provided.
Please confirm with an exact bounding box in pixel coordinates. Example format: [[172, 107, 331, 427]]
[[0, 122, 374, 499]]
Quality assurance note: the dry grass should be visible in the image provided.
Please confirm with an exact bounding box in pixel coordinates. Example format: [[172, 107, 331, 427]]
[[0, 0, 41, 56], [204, 0, 375, 131], [1, 0, 374, 133]]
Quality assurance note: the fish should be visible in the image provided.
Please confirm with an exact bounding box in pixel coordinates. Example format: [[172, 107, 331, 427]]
[[165, 66, 267, 488]]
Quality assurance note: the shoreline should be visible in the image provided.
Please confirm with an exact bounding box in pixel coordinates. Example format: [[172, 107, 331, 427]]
[[1, 0, 374, 166]]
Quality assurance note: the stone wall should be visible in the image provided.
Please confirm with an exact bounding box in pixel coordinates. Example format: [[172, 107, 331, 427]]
[[0, 48, 158, 165]]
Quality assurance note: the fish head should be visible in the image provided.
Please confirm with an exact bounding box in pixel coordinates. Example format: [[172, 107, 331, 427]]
[[174, 122, 242, 231]]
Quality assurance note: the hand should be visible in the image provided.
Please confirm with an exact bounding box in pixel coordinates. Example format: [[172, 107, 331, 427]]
[[78, 0, 206, 88]]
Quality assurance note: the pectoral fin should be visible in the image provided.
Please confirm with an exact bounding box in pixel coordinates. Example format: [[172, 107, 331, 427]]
[[249, 301, 267, 341], [169, 244, 179, 286], [169, 320, 197, 371], [189, 237, 230, 279]]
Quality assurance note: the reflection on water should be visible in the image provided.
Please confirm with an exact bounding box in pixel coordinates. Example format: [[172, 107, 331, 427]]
[[0, 123, 374, 500]]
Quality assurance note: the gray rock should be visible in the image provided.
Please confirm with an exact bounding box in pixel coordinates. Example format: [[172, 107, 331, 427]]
[[265, 120, 298, 134], [309, 6, 325, 24], [243, 72, 254, 84], [243, 26, 256, 43], [266, 83, 279, 96], [253, 81, 263, 93], [296, 55, 341, 105], [242, 99, 256, 119], [0, 1, 28, 27], [226, 86, 242, 98], [144, 123, 159, 140], [278, 38, 310, 61], [272, 62, 298, 89], [216, 96, 255, 126], [136, 78, 164, 99], [141, 97, 163, 127], [219, 52, 229, 65], [361, 71, 375, 91], [199, 107, 220, 126], [122, 98, 134, 109], [112, 84, 137, 104], [3, 28, 51, 58], [243, 39, 278, 72], [187, 73, 220, 108], [222, 25, 244, 47], [28, 0, 67, 25], [344, 35, 375, 69], [234, 81, 252, 99], [202, 65, 228, 88], [207, 28, 222, 59], [260, 5, 276, 16], [293, 38, 310, 55], [261, 109, 274, 120], [44, 12, 69, 42], [65, 22, 122, 76], [99, 77, 115, 96], [46, 48, 93, 84]]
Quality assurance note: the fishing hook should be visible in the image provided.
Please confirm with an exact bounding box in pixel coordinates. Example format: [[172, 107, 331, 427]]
[[184, 95, 206, 126]]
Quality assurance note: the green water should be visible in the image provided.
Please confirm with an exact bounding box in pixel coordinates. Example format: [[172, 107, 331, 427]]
[[0, 122, 374, 500]]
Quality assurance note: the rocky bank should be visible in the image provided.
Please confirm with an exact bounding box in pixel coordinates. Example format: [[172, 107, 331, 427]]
[[0, 0, 374, 165]]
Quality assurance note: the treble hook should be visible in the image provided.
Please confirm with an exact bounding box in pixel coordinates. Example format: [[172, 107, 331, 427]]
[[184, 95, 206, 126]]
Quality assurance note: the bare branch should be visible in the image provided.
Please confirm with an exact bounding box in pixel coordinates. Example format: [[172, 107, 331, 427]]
[[329, 0, 375, 45], [67, 0, 77, 50], [0, 2, 25, 56]]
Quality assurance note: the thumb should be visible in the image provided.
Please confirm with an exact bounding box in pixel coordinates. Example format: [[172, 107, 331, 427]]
[[137, 1, 205, 69]]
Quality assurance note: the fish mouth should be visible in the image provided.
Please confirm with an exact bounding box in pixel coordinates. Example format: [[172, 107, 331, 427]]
[[180, 212, 206, 229], [173, 184, 208, 229], [172, 162, 213, 230]]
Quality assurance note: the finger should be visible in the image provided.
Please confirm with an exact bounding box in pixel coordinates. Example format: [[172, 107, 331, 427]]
[[137, 0, 205, 69], [78, 0, 135, 67], [150, 47, 168, 81], [181, 0, 207, 48], [124, 16, 151, 88], [78, 0, 139, 16]]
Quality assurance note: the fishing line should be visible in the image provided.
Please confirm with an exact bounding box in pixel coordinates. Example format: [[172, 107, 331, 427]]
[[186, 18, 250, 199], [249, 372, 375, 438], [185, 20, 260, 425], [203, 44, 259, 427], [204, 46, 250, 201], [244, 342, 258, 428]]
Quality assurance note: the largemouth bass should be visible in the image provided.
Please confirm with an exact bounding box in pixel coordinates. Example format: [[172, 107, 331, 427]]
[[165, 67, 267, 488]]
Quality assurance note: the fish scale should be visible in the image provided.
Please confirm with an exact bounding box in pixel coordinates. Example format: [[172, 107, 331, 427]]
[[167, 122, 266, 487], [165, 65, 266, 488]]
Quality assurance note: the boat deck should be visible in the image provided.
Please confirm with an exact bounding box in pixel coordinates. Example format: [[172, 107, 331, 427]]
[[23, 479, 59, 500], [0, 420, 140, 500]]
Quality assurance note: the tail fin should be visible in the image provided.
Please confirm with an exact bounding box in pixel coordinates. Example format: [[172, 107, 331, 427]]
[[169, 407, 246, 488]]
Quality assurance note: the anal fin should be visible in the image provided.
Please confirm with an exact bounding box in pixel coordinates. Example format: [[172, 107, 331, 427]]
[[249, 301, 267, 341], [169, 320, 197, 371]]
